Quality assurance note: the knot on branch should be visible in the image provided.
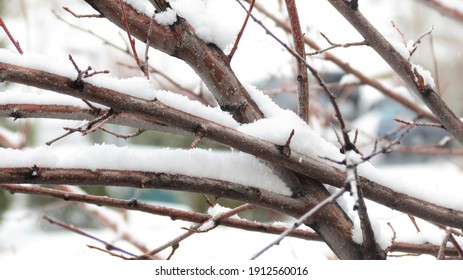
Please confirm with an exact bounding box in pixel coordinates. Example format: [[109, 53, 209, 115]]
[[346, 0, 359, 10], [68, 54, 110, 91], [26, 165, 40, 180]]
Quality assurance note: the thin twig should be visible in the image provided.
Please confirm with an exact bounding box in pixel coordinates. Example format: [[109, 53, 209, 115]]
[[99, 127, 145, 140], [308, 32, 367, 55], [141, 203, 254, 258], [250, 187, 346, 260], [0, 17, 24, 54], [56, 185, 152, 254], [43, 215, 140, 258], [407, 214, 421, 233], [228, 0, 255, 62], [284, 0, 309, 123], [118, 0, 145, 74], [87, 245, 132, 260], [437, 231, 451, 260], [63, 6, 103, 18]]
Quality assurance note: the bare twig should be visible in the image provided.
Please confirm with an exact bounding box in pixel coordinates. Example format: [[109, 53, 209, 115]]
[[46, 109, 117, 145], [141, 203, 254, 258], [118, 0, 147, 76], [394, 118, 444, 129], [448, 234, 463, 258], [43, 215, 140, 258], [63, 6, 103, 18], [407, 214, 421, 233], [308, 32, 367, 55], [284, 0, 309, 123], [99, 127, 145, 140], [0, 17, 24, 54], [56, 185, 152, 254], [251, 187, 346, 260], [437, 231, 451, 259], [87, 245, 132, 259], [228, 0, 255, 62]]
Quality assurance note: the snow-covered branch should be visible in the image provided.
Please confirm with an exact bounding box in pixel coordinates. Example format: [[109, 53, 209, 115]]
[[1, 60, 462, 229]]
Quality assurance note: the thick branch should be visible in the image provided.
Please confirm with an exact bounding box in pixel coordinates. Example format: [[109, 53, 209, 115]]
[[84, 0, 263, 123], [327, 0, 463, 144], [86, 0, 363, 259], [0, 103, 185, 136], [0, 167, 313, 218]]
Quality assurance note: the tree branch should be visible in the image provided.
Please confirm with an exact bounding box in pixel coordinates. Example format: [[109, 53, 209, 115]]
[[248, 1, 439, 123], [326, 0, 463, 144], [1, 62, 463, 229], [284, 0, 310, 123], [84, 0, 263, 123], [419, 0, 463, 23], [0, 183, 320, 241]]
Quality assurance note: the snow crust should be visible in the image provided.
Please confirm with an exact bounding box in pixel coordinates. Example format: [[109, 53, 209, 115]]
[[412, 63, 436, 89], [154, 8, 178, 25], [167, 0, 241, 50], [124, 0, 155, 16], [0, 145, 291, 196], [239, 84, 344, 164]]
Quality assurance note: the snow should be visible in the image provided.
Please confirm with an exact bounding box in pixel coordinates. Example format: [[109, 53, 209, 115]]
[[239, 84, 344, 163], [0, 144, 291, 196], [167, 0, 242, 50], [359, 163, 463, 212], [0, 90, 97, 107], [154, 8, 178, 25], [412, 63, 436, 89], [352, 216, 393, 250], [124, 0, 155, 17], [391, 40, 411, 60]]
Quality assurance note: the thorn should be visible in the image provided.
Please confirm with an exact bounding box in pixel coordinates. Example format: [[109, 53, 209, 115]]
[[280, 129, 295, 157]]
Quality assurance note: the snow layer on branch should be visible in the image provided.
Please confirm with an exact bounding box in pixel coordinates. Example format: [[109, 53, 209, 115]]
[[0, 49, 77, 79], [352, 217, 392, 250], [0, 90, 99, 108], [0, 145, 291, 196], [168, 0, 242, 50], [412, 63, 436, 89], [155, 8, 178, 25], [239, 84, 344, 163], [239, 84, 463, 212], [124, 0, 155, 17]]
